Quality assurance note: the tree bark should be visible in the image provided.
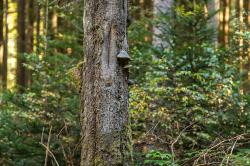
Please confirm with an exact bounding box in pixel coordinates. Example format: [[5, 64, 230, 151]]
[[153, 0, 173, 48], [35, 0, 40, 54], [51, 9, 58, 38], [247, 0, 250, 82], [80, 0, 133, 165], [17, 0, 26, 91], [50, 9, 58, 54], [26, 0, 34, 86], [219, 0, 230, 45], [2, 0, 7, 89], [143, 0, 153, 43], [207, 0, 220, 45], [0, 0, 3, 88]]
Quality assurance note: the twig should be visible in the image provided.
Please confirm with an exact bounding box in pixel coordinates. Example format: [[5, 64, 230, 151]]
[[225, 135, 240, 165], [193, 134, 246, 166], [40, 142, 60, 166], [145, 121, 160, 136], [57, 125, 66, 138], [59, 141, 68, 164], [171, 122, 196, 162], [44, 126, 53, 166]]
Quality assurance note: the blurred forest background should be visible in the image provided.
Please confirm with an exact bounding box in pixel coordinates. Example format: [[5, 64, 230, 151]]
[[1, 0, 250, 165]]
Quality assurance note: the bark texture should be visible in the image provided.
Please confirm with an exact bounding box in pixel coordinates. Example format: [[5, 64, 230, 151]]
[[17, 0, 26, 91], [2, 0, 7, 89], [26, 0, 34, 86], [80, 0, 132, 165], [35, 1, 40, 54], [0, 0, 3, 87], [219, 0, 230, 45]]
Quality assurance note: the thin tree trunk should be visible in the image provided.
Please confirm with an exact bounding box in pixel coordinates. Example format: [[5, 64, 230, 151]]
[[219, 0, 230, 46], [143, 0, 153, 42], [44, 0, 49, 57], [51, 9, 58, 54], [17, 0, 26, 91], [241, 0, 250, 93], [35, 1, 40, 54], [2, 0, 7, 89], [51, 9, 58, 38], [0, 0, 3, 88], [238, 0, 244, 94], [26, 0, 34, 86], [247, 1, 250, 82], [80, 0, 133, 165]]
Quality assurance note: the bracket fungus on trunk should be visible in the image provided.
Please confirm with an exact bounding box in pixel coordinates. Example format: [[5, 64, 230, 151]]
[[117, 50, 131, 61]]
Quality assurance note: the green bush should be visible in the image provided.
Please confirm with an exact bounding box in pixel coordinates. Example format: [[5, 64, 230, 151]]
[[129, 2, 250, 165], [144, 150, 178, 166]]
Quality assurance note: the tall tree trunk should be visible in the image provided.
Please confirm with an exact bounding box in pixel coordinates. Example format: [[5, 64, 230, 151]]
[[247, 1, 250, 82], [2, 0, 8, 89], [35, 1, 40, 54], [207, 0, 220, 45], [219, 0, 230, 45], [51, 9, 58, 38], [238, 0, 244, 94], [16, 0, 26, 91], [143, 0, 153, 42], [240, 0, 250, 93], [153, 0, 173, 48], [0, 0, 3, 89], [26, 0, 34, 86], [80, 0, 132, 165], [50, 9, 58, 54], [0, 0, 4, 89]]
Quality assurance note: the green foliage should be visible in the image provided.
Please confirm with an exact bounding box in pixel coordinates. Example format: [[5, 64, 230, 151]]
[[129, 2, 250, 165], [0, 1, 83, 165], [232, 148, 250, 165], [0, 96, 44, 166], [0, 52, 81, 165], [144, 150, 178, 166]]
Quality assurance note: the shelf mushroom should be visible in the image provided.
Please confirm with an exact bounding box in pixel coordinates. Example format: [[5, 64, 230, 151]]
[[117, 50, 131, 61]]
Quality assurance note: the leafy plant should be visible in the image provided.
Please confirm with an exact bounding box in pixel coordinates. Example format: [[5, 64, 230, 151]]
[[144, 150, 178, 166]]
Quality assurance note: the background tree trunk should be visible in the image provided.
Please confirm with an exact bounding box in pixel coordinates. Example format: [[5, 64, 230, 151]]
[[51, 9, 58, 38], [26, 0, 34, 86], [247, 1, 250, 82], [153, 0, 173, 48], [143, 0, 153, 43], [80, 0, 133, 165], [16, 0, 26, 91], [207, 0, 220, 45], [2, 0, 8, 89], [35, 1, 40, 54], [219, 0, 230, 45], [0, 0, 3, 88]]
